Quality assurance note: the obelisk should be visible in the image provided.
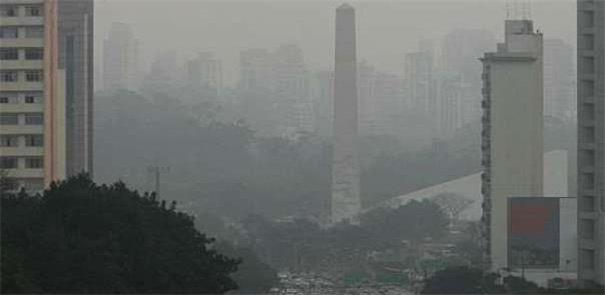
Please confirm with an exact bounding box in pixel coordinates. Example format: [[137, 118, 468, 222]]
[[332, 3, 360, 224]]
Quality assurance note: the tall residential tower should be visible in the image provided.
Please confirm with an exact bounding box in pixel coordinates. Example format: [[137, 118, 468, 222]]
[[0, 0, 93, 191], [577, 0, 605, 286], [332, 3, 360, 224], [480, 19, 543, 272]]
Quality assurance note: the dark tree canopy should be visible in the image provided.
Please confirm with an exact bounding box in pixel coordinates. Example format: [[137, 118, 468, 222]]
[[1, 174, 239, 294]]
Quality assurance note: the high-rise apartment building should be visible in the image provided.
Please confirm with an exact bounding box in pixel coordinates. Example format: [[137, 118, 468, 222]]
[[185, 51, 223, 97], [332, 3, 360, 224], [480, 19, 543, 272], [102, 22, 140, 92], [577, 0, 605, 286], [0, 0, 94, 191]]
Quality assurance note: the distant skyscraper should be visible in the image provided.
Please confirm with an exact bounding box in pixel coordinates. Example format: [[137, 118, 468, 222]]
[[186, 52, 223, 97], [481, 19, 543, 272], [0, 0, 94, 191], [543, 39, 575, 121], [239, 48, 273, 92], [440, 29, 495, 130], [102, 22, 140, 91], [310, 70, 334, 137], [332, 3, 360, 224], [577, 0, 605, 286]]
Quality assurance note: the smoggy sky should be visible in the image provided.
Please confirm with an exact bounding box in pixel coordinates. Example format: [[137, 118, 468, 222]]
[[94, 0, 575, 86]]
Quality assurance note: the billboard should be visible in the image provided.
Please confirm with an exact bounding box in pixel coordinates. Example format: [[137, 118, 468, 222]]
[[508, 197, 560, 269]]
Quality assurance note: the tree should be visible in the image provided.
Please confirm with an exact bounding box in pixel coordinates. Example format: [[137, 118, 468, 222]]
[[432, 193, 474, 224], [1, 174, 240, 294], [421, 266, 503, 294]]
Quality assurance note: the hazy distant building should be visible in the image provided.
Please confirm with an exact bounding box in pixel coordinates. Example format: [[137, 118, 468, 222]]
[[239, 48, 273, 92], [358, 61, 404, 138], [543, 39, 575, 121], [141, 50, 178, 95], [440, 29, 495, 132], [186, 52, 223, 97], [0, 0, 94, 191], [310, 70, 333, 137], [102, 22, 140, 91], [577, 0, 605, 286], [332, 3, 360, 224], [480, 19, 544, 272]]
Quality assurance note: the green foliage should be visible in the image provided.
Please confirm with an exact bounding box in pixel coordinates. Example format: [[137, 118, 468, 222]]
[[421, 266, 503, 294], [1, 174, 240, 294]]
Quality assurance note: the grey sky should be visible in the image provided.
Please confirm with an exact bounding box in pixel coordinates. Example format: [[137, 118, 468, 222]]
[[94, 0, 575, 86]]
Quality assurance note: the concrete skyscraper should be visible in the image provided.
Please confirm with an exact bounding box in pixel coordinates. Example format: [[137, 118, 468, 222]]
[[480, 19, 543, 272], [102, 22, 140, 92], [577, 0, 605, 286], [332, 3, 360, 224], [0, 0, 94, 191]]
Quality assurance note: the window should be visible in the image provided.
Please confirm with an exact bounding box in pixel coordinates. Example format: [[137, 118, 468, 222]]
[[582, 126, 595, 143], [580, 219, 595, 239], [0, 93, 21, 104], [581, 172, 595, 190], [581, 249, 595, 270], [25, 70, 42, 82], [581, 196, 596, 212], [24, 48, 43, 60], [24, 27, 43, 38], [24, 134, 43, 147], [25, 6, 42, 17], [0, 5, 17, 17], [0, 114, 18, 125], [25, 113, 43, 125], [0, 135, 18, 147], [0, 27, 18, 38], [23, 92, 42, 104], [0, 48, 19, 60], [25, 157, 43, 169], [0, 157, 18, 169], [0, 71, 18, 82]]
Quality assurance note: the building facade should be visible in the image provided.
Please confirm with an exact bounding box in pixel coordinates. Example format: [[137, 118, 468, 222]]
[[332, 3, 360, 224], [544, 39, 575, 121], [102, 22, 139, 92], [577, 0, 605, 286], [0, 0, 93, 191], [481, 19, 543, 272]]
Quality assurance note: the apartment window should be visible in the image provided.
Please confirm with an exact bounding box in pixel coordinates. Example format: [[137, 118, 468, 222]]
[[0, 135, 18, 147], [581, 34, 595, 51], [24, 27, 44, 38], [580, 150, 596, 167], [24, 113, 43, 125], [0, 71, 18, 82], [581, 11, 595, 29], [0, 48, 19, 60], [24, 6, 42, 17], [580, 219, 595, 239], [581, 196, 596, 212], [23, 92, 42, 104], [580, 249, 595, 270], [0, 157, 18, 169], [581, 172, 595, 190], [582, 57, 595, 74], [25, 157, 43, 169], [582, 80, 595, 97], [25, 48, 43, 60], [0, 27, 18, 38], [0, 114, 18, 125], [0, 5, 17, 17], [582, 103, 595, 121], [24, 134, 43, 147], [25, 70, 42, 82], [0, 97, 7, 104], [582, 126, 595, 143]]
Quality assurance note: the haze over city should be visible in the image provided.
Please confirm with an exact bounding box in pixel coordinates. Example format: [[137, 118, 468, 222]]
[[1, 0, 603, 294]]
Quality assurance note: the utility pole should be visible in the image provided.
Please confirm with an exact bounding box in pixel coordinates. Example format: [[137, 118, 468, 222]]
[[147, 165, 170, 197]]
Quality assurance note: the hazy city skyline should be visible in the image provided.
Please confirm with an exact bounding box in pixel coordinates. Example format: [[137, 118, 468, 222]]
[[94, 0, 576, 86]]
